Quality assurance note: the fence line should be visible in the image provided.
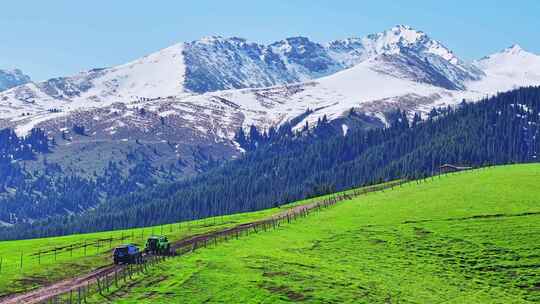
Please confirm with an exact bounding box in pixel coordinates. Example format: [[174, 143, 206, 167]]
[[33, 179, 407, 303], [3, 164, 483, 276], [0, 216, 226, 276], [36, 254, 169, 304]]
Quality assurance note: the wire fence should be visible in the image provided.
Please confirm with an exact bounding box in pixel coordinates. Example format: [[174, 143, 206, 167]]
[[4, 166, 496, 303], [0, 216, 229, 277], [29, 179, 407, 304], [0, 165, 491, 277], [37, 254, 169, 304]]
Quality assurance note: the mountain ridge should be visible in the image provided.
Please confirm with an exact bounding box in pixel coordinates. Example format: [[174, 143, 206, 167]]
[[0, 25, 539, 228], [3, 25, 537, 139]]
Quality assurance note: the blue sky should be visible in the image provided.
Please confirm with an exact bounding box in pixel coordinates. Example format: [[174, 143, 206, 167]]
[[2, 0, 539, 80]]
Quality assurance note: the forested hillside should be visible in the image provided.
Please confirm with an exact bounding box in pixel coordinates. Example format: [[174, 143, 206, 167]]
[[0, 131, 194, 225], [1, 86, 539, 240]]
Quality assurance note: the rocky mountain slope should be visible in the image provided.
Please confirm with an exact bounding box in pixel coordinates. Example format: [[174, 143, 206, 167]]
[[0, 69, 30, 92], [3, 25, 533, 137]]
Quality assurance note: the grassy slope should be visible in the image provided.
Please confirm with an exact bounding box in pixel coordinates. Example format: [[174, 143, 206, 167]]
[[0, 205, 285, 296], [108, 164, 540, 303], [0, 180, 377, 296]]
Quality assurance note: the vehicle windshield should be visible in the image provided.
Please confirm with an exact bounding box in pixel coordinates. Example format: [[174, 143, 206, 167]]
[[114, 247, 128, 254]]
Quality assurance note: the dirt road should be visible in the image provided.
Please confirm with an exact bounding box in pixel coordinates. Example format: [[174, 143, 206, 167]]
[[0, 181, 402, 304]]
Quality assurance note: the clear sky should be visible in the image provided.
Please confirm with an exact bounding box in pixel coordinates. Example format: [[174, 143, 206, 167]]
[[2, 0, 539, 81]]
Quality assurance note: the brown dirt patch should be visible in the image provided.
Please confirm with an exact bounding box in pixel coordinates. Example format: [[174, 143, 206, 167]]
[[262, 283, 308, 301], [263, 271, 290, 277], [15, 276, 52, 288]]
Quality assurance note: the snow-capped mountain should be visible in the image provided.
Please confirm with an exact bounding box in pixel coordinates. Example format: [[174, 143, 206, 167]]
[[0, 69, 31, 92], [199, 42, 540, 131], [469, 44, 540, 93], [1, 25, 540, 224], [1, 25, 539, 142], [327, 25, 484, 90], [0, 25, 478, 109]]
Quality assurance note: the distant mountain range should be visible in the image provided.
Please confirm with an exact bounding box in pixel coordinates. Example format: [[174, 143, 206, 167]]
[[1, 25, 539, 138], [0, 25, 539, 225]]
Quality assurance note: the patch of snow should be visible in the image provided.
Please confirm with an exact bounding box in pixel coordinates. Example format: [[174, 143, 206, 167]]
[[158, 110, 177, 117], [232, 140, 246, 153], [0, 220, 13, 227], [341, 124, 349, 136]]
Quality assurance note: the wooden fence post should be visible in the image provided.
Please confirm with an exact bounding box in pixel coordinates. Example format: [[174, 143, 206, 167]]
[[87, 281, 91, 302], [97, 276, 102, 295]]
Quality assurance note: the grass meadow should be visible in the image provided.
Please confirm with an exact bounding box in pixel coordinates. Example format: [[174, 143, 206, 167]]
[[103, 164, 540, 303]]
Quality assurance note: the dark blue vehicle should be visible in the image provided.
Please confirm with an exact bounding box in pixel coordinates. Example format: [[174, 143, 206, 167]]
[[113, 244, 142, 264]]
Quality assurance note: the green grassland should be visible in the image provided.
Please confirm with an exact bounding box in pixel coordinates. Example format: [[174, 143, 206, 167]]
[[0, 203, 287, 296], [0, 180, 380, 297], [101, 164, 540, 303]]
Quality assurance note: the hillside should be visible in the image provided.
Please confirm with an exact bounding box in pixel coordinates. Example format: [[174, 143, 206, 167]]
[[0, 182, 395, 299], [0, 200, 287, 296], [3, 86, 537, 240], [0, 25, 539, 229], [98, 164, 540, 303]]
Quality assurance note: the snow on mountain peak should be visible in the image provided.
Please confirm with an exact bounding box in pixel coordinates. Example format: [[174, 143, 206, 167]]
[[362, 25, 457, 61], [198, 35, 225, 43], [363, 25, 424, 54], [2, 26, 538, 139], [389, 24, 424, 44], [352, 25, 484, 88], [196, 35, 252, 46], [270, 36, 321, 53], [469, 45, 540, 94], [477, 44, 539, 67], [504, 44, 524, 54]]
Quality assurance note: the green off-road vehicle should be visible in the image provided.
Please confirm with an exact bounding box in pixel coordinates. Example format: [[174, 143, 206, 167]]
[[145, 235, 172, 255]]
